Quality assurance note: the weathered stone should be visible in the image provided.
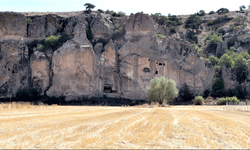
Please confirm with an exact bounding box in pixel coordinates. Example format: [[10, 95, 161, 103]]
[[30, 51, 50, 95], [216, 41, 228, 57], [90, 13, 114, 42], [0, 12, 26, 37], [0, 41, 29, 98], [46, 40, 98, 100], [27, 14, 63, 37], [93, 43, 103, 55]]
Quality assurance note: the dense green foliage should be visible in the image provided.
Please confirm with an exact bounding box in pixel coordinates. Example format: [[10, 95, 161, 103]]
[[216, 96, 240, 105], [208, 55, 219, 66], [194, 96, 204, 105], [151, 13, 182, 33], [212, 78, 224, 91], [185, 14, 202, 31], [234, 55, 249, 84], [146, 76, 178, 104], [218, 54, 234, 68], [205, 31, 223, 54]]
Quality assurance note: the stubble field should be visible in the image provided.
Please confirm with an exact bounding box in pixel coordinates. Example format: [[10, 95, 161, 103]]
[[0, 104, 250, 149]]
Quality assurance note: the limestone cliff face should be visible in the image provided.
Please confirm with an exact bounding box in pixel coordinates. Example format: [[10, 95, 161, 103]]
[[0, 12, 215, 100], [0, 41, 29, 98]]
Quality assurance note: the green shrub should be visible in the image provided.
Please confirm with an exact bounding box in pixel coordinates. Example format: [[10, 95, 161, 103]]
[[208, 55, 219, 66], [207, 20, 213, 26], [216, 96, 240, 105], [26, 18, 32, 24], [45, 34, 61, 48], [194, 96, 204, 105], [192, 43, 199, 54], [146, 76, 179, 104], [156, 33, 166, 38]]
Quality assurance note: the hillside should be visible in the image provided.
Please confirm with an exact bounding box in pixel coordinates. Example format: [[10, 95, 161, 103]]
[[0, 8, 250, 101]]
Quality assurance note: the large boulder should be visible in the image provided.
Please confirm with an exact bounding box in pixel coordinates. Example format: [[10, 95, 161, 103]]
[[46, 40, 98, 100]]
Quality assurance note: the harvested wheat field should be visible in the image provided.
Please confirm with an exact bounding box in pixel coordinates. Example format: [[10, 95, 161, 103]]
[[0, 104, 250, 149]]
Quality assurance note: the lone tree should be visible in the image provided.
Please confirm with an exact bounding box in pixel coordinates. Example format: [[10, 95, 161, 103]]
[[84, 3, 95, 11], [146, 76, 178, 104], [239, 5, 246, 11]]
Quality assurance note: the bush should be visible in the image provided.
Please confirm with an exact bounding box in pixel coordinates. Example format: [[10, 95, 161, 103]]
[[97, 9, 104, 13], [207, 20, 213, 26], [156, 33, 166, 38], [194, 96, 204, 105], [203, 89, 211, 98], [205, 31, 223, 54], [16, 88, 39, 102], [146, 76, 178, 104], [208, 55, 219, 66], [209, 11, 215, 15], [179, 83, 194, 102], [26, 18, 32, 24], [212, 78, 224, 91], [197, 10, 205, 16], [216, 96, 240, 105]]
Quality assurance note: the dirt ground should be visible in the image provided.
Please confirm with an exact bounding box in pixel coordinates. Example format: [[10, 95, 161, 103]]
[[0, 104, 249, 149]]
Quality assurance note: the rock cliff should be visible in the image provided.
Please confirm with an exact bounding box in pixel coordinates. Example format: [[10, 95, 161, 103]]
[[0, 12, 215, 100]]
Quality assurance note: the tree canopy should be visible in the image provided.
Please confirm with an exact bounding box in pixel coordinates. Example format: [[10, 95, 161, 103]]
[[185, 14, 202, 31], [146, 76, 178, 104], [84, 3, 95, 10], [234, 55, 249, 84], [216, 8, 229, 15]]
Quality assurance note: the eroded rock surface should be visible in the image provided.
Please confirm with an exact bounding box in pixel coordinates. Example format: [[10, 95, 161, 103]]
[[0, 12, 216, 100]]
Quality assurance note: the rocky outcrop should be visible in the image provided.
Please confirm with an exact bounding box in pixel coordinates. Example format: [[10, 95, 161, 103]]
[[46, 40, 98, 100], [27, 14, 63, 37], [0, 12, 215, 100], [0, 41, 29, 98], [216, 41, 228, 57], [30, 51, 50, 95], [90, 13, 114, 42], [0, 12, 26, 37]]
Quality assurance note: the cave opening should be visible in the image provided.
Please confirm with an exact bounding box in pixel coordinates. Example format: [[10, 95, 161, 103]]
[[155, 71, 158, 74], [159, 63, 163, 66], [103, 86, 112, 93], [143, 67, 150, 73]]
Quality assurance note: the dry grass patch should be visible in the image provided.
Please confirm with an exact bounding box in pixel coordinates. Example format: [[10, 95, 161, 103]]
[[0, 106, 249, 149]]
